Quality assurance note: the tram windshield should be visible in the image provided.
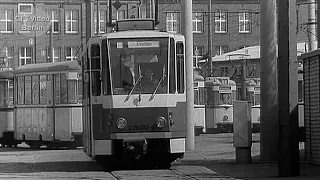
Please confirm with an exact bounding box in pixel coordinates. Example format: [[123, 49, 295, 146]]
[[219, 93, 232, 105], [109, 38, 168, 95]]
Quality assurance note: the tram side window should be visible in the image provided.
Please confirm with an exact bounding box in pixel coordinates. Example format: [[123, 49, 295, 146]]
[[78, 79, 82, 103], [40, 75, 47, 105], [17, 76, 25, 105], [68, 80, 76, 103], [199, 87, 205, 105], [254, 94, 260, 106], [32, 75, 40, 105], [298, 80, 304, 102], [8, 80, 13, 106], [102, 39, 111, 95], [25, 75, 32, 105], [213, 91, 220, 105], [169, 38, 176, 94], [55, 74, 60, 104], [194, 89, 198, 104], [91, 44, 101, 96], [0, 81, 6, 107], [176, 42, 185, 94], [60, 73, 68, 104]]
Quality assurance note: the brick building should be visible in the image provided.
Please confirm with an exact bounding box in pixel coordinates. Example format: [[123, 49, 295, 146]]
[[0, 0, 312, 71], [0, 0, 84, 70], [156, 0, 310, 76]]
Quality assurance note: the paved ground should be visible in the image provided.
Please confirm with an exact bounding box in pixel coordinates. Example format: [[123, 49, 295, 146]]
[[0, 133, 319, 180]]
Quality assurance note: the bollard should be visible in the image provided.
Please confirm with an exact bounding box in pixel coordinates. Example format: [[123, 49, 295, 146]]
[[233, 100, 252, 164]]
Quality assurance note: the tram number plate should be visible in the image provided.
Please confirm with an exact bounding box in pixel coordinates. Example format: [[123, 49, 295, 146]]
[[129, 125, 150, 131]]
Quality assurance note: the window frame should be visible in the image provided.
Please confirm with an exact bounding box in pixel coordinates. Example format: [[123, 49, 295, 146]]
[[18, 4, 33, 15], [65, 10, 79, 33], [47, 9, 60, 33], [19, 46, 33, 66], [214, 11, 227, 33], [192, 12, 203, 33], [239, 12, 251, 33], [166, 12, 180, 33], [0, 9, 14, 33], [176, 41, 185, 94]]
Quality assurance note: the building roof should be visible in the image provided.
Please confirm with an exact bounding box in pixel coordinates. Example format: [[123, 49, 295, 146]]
[[200, 42, 309, 63]]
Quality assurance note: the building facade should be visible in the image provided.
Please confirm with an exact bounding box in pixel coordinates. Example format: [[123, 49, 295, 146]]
[[157, 0, 310, 75], [0, 0, 84, 70], [0, 0, 312, 71]]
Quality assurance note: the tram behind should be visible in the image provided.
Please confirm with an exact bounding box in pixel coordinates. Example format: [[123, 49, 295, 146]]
[[81, 19, 186, 168], [205, 77, 237, 133], [14, 61, 82, 148], [0, 70, 15, 147]]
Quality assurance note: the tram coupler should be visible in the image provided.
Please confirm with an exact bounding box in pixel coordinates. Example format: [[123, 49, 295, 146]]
[[122, 137, 147, 160]]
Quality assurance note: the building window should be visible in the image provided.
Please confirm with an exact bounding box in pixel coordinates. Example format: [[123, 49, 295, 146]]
[[166, 12, 179, 33], [215, 11, 227, 33], [48, 46, 61, 62], [215, 46, 228, 56], [193, 12, 203, 33], [0, 9, 13, 33], [18, 4, 33, 14], [239, 12, 251, 33], [94, 10, 106, 34], [65, 46, 78, 61], [65, 10, 79, 33], [19, 47, 33, 66], [47, 10, 60, 33], [0, 47, 14, 69], [193, 46, 203, 68]]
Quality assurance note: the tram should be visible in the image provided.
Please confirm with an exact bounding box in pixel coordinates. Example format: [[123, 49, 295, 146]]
[[0, 70, 15, 147], [14, 60, 82, 148], [81, 19, 186, 168], [244, 78, 260, 132], [193, 72, 205, 135], [205, 77, 237, 133]]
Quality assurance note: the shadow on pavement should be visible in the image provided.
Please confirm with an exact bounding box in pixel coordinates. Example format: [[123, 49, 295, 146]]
[[175, 149, 320, 180], [0, 161, 104, 173]]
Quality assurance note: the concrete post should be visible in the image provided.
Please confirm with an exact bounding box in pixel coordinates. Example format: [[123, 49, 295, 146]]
[[308, 0, 317, 50], [85, 0, 94, 43], [278, 0, 300, 176], [181, 0, 195, 151], [96, 0, 99, 35], [260, 0, 279, 161]]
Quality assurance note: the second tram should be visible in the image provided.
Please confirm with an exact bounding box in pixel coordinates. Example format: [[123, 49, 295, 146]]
[[82, 19, 186, 168], [14, 61, 82, 148], [0, 70, 15, 147]]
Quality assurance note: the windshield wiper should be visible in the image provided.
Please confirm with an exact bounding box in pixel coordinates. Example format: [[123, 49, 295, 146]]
[[124, 65, 142, 102], [149, 65, 166, 101]]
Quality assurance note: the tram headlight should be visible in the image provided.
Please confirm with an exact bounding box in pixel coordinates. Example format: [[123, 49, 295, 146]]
[[156, 117, 166, 128], [116, 118, 127, 129]]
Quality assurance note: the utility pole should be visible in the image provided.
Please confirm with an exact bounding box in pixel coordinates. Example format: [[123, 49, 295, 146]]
[[181, 0, 195, 151], [207, 0, 212, 77], [260, 0, 279, 161], [85, 0, 94, 43], [308, 0, 317, 50], [278, 0, 300, 176], [96, 0, 99, 35]]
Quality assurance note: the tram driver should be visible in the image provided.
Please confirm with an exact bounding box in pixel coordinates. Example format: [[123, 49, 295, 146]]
[[113, 50, 135, 90], [142, 69, 159, 86]]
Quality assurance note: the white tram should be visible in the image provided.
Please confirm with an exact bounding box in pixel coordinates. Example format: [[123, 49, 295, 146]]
[[244, 78, 260, 132], [193, 72, 205, 135], [14, 61, 82, 148], [205, 77, 237, 133], [0, 70, 15, 147], [81, 19, 186, 169]]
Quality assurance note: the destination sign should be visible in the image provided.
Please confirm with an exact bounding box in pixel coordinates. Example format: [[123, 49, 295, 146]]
[[128, 41, 159, 48]]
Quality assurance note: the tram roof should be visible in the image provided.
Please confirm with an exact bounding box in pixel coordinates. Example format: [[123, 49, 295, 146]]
[[0, 69, 13, 79], [199, 42, 309, 63], [100, 30, 184, 39], [14, 60, 81, 74]]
